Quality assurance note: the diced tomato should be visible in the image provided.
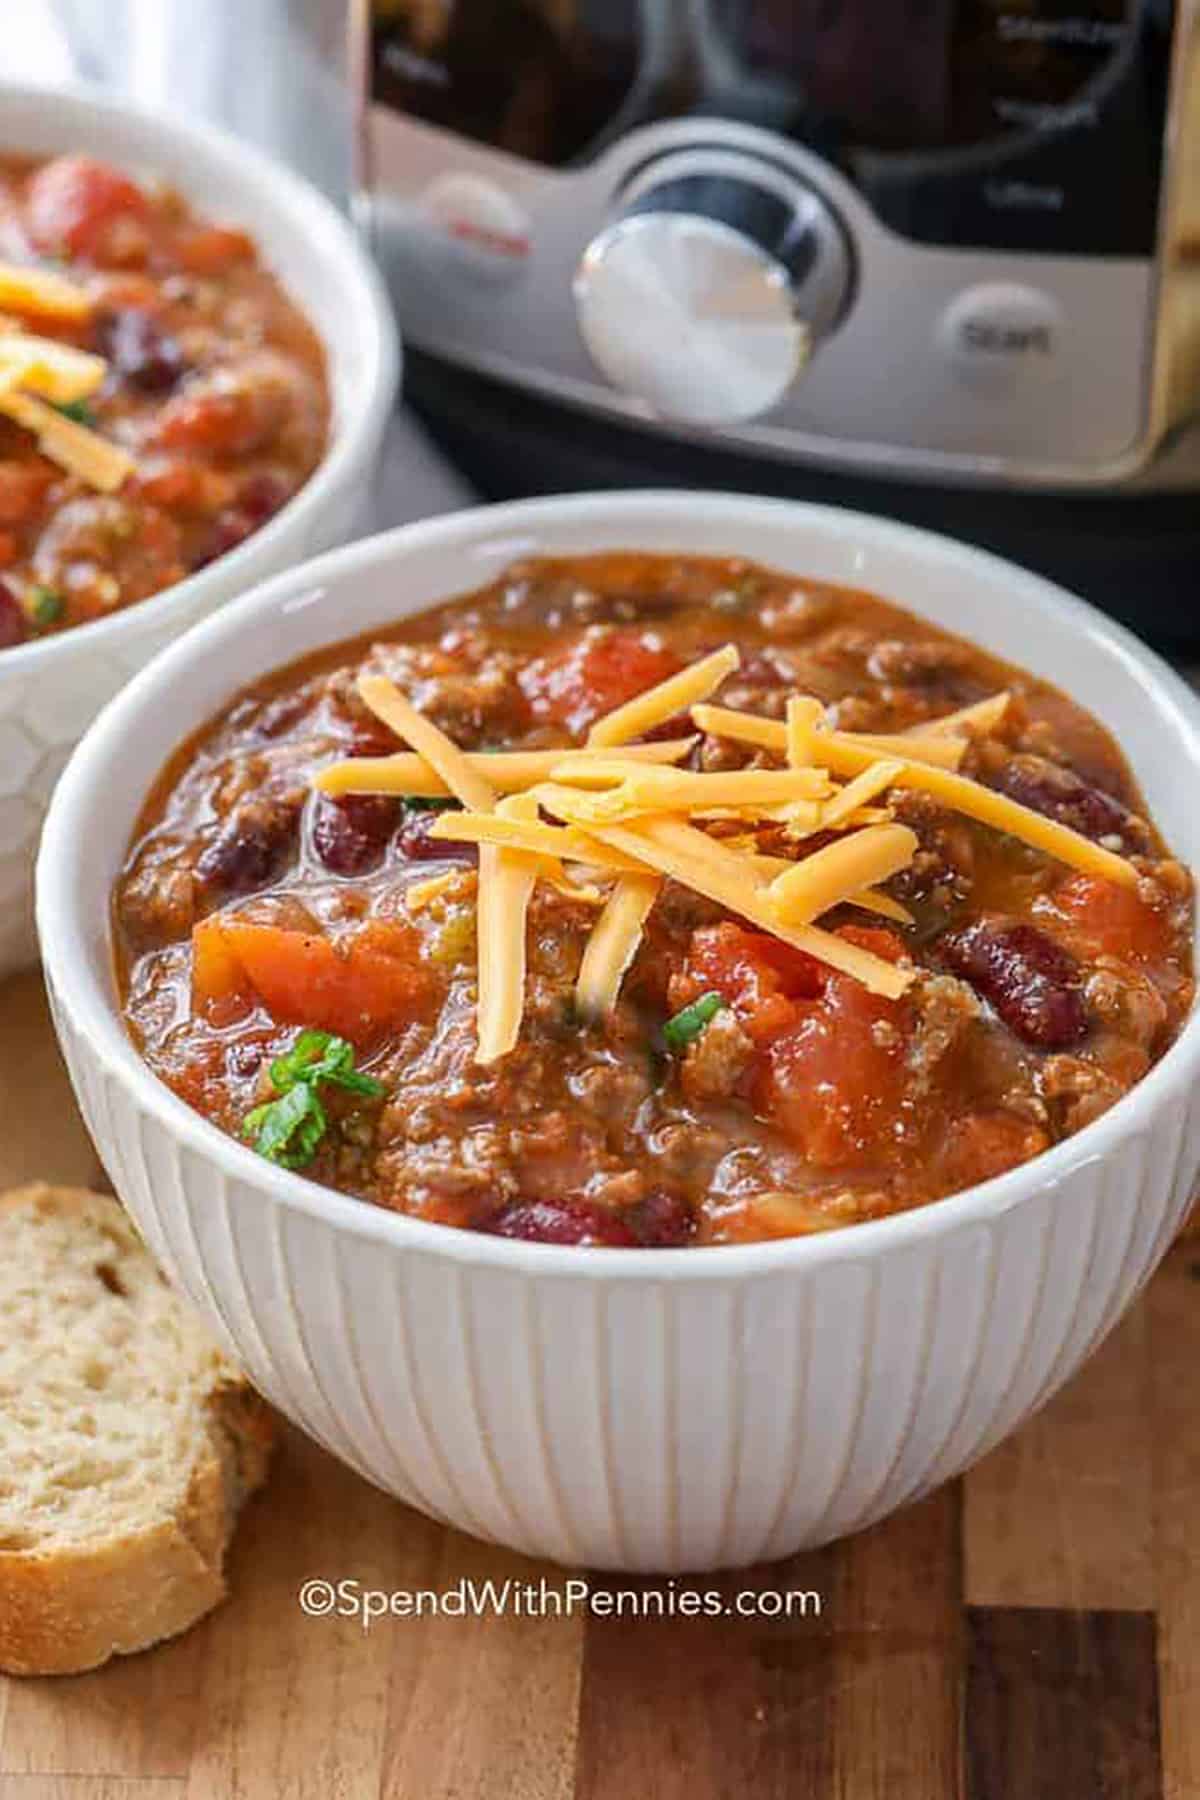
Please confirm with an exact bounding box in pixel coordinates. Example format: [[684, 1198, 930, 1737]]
[[669, 922, 824, 1045], [152, 356, 295, 458], [1038, 874, 1170, 965], [0, 459, 54, 528], [519, 630, 683, 736], [130, 456, 235, 515], [759, 971, 910, 1168], [192, 914, 248, 1023], [192, 916, 433, 1044], [766, 926, 910, 1167], [26, 155, 149, 259], [177, 224, 255, 275], [670, 921, 912, 1167]]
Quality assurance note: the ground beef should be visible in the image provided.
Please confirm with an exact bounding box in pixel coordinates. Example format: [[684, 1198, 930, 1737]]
[[1084, 959, 1168, 1050], [756, 588, 836, 639], [375, 1126, 517, 1222], [889, 791, 976, 913], [1039, 1055, 1125, 1136], [905, 972, 980, 1099], [694, 732, 754, 773], [370, 638, 522, 741], [649, 1119, 730, 1187], [569, 1057, 654, 1125], [866, 636, 975, 689], [116, 847, 198, 947], [680, 1008, 755, 1103]]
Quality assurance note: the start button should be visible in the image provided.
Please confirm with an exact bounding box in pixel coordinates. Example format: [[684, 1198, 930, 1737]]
[[937, 283, 1062, 383]]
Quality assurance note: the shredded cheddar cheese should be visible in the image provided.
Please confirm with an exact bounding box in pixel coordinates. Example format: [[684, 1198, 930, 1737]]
[[847, 888, 914, 925], [0, 387, 134, 492], [0, 331, 107, 404], [404, 869, 476, 912], [840, 729, 967, 771], [786, 695, 823, 767], [475, 793, 542, 1065], [575, 872, 662, 1019], [545, 761, 832, 822], [767, 824, 919, 926], [693, 703, 966, 771], [693, 702, 1138, 888], [587, 643, 739, 747], [323, 651, 1137, 1056], [428, 808, 645, 874], [314, 738, 695, 799], [357, 674, 496, 811], [0, 261, 92, 322], [819, 760, 904, 830], [915, 691, 1011, 739]]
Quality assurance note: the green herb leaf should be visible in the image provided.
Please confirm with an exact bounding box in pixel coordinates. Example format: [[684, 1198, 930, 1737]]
[[27, 585, 63, 628], [54, 398, 96, 427], [662, 991, 726, 1052], [268, 1028, 337, 1091], [402, 796, 456, 813], [244, 1082, 327, 1169], [269, 1028, 385, 1098], [245, 1030, 384, 1169]]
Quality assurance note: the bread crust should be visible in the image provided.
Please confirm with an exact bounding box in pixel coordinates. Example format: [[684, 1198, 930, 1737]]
[[0, 1184, 274, 1676]]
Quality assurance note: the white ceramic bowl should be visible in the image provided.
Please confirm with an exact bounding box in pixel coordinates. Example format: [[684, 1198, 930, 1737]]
[[36, 494, 1200, 1572], [0, 81, 397, 975]]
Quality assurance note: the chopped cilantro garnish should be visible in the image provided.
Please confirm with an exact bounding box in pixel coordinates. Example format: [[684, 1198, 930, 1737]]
[[269, 1028, 386, 1098], [244, 1082, 328, 1169], [54, 398, 96, 426], [244, 1029, 384, 1168], [27, 585, 63, 628], [662, 992, 725, 1052]]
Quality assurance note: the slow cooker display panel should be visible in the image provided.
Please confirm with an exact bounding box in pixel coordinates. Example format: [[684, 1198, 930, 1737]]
[[369, 0, 1171, 255], [368, 0, 641, 165]]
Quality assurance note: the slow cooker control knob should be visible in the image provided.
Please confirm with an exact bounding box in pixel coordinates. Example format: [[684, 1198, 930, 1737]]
[[574, 150, 852, 427]]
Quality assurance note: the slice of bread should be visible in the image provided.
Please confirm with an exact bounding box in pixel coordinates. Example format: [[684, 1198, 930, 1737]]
[[0, 1183, 274, 1675]]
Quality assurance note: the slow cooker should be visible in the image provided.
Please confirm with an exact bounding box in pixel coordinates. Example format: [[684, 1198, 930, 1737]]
[[358, 1, 1200, 636]]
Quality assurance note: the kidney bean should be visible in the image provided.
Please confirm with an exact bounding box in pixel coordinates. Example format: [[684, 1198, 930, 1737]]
[[629, 1191, 696, 1248], [101, 307, 184, 393], [397, 805, 478, 866], [993, 754, 1148, 853], [939, 916, 1086, 1049], [196, 796, 298, 896], [0, 579, 26, 648], [486, 1199, 637, 1247], [237, 471, 291, 526], [311, 793, 398, 875]]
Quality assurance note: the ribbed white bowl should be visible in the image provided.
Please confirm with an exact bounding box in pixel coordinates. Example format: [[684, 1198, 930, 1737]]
[[36, 494, 1200, 1570], [0, 81, 398, 976]]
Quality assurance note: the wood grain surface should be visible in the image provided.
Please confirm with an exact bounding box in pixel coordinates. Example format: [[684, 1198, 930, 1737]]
[[1, 967, 1197, 1800]]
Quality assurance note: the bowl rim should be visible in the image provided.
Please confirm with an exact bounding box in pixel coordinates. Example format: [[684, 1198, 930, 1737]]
[[36, 489, 1200, 1281], [0, 76, 398, 679]]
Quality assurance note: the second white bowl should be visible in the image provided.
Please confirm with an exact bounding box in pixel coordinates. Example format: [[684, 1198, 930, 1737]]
[[0, 80, 397, 976]]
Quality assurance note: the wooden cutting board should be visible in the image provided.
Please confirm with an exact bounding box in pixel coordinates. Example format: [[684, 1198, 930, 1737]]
[[0, 965, 1197, 1800]]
